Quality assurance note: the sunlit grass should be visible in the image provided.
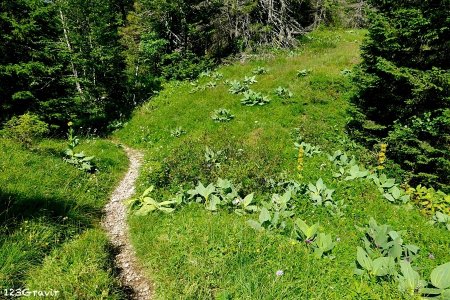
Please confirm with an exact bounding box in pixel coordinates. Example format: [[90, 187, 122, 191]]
[[116, 29, 450, 299]]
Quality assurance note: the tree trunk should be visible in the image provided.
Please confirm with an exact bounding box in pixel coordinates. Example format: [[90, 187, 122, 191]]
[[59, 8, 83, 94]]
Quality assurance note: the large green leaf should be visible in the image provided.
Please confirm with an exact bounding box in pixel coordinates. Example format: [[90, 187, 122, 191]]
[[242, 193, 254, 207], [398, 261, 423, 293], [431, 262, 450, 289], [135, 203, 157, 216], [142, 186, 154, 197], [259, 207, 271, 223], [295, 219, 318, 240], [372, 257, 395, 276], [356, 246, 373, 272], [206, 194, 221, 211]]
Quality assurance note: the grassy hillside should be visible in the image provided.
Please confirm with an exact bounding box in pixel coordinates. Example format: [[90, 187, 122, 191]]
[[0, 138, 127, 297], [115, 30, 450, 299]]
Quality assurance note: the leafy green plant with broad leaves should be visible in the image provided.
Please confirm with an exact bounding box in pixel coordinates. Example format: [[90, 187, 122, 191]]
[[359, 218, 419, 263], [307, 178, 335, 206], [295, 142, 321, 157], [199, 70, 223, 80], [246, 207, 288, 232], [205, 81, 217, 88], [383, 185, 410, 203], [64, 150, 96, 172], [211, 71, 223, 80], [246, 208, 273, 231], [314, 233, 337, 259], [355, 219, 450, 296], [355, 246, 397, 277], [215, 178, 240, 203], [233, 193, 258, 215], [297, 69, 311, 77], [429, 212, 450, 231], [189, 82, 206, 93], [252, 66, 268, 74], [266, 190, 295, 214], [274, 86, 293, 98], [398, 261, 450, 298], [333, 167, 346, 178], [368, 173, 396, 193], [126, 186, 181, 215], [424, 262, 450, 298], [187, 179, 255, 213], [243, 76, 257, 85], [63, 122, 96, 172], [247, 190, 294, 232], [187, 181, 219, 211], [306, 178, 345, 216], [228, 80, 249, 94], [199, 70, 212, 78], [397, 261, 427, 296], [366, 173, 410, 204], [204, 146, 226, 168], [294, 218, 319, 242], [344, 164, 369, 181], [211, 108, 234, 122], [294, 219, 336, 259], [240, 90, 270, 106], [170, 126, 186, 137], [328, 150, 356, 167]]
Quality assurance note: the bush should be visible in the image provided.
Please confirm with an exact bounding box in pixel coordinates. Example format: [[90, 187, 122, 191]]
[[349, 0, 450, 192], [160, 51, 214, 81], [1, 113, 49, 147]]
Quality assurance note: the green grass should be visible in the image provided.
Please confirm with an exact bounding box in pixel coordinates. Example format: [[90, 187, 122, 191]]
[[115, 29, 450, 299], [25, 229, 122, 300], [0, 137, 128, 297]]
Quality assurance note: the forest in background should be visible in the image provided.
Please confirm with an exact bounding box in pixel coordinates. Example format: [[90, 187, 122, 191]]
[[0, 0, 366, 131]]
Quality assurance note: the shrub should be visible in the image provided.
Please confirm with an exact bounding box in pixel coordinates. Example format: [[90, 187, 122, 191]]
[[1, 113, 49, 147]]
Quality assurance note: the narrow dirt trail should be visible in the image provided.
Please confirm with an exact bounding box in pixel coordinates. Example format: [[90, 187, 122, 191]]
[[103, 146, 152, 300]]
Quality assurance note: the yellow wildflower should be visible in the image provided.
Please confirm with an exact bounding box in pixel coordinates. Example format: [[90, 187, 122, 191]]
[[377, 143, 387, 169], [297, 146, 304, 176]]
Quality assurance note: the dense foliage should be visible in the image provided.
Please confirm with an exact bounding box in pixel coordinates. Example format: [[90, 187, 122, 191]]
[[1, 0, 366, 132], [0, 0, 132, 131], [349, 0, 450, 192]]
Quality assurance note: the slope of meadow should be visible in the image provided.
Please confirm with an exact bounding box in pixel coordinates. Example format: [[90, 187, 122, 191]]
[[115, 30, 450, 299]]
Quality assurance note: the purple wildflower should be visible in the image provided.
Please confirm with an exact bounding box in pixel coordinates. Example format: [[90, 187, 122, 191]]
[[276, 270, 284, 276], [305, 239, 313, 244], [428, 253, 435, 260]]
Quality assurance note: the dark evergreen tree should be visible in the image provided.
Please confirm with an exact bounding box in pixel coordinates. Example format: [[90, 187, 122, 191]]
[[349, 0, 450, 191], [0, 0, 132, 131], [0, 0, 71, 126]]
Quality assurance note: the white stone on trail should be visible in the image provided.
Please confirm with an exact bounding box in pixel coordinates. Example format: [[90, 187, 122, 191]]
[[103, 146, 152, 300]]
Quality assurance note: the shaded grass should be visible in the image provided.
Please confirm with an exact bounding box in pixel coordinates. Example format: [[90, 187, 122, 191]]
[[25, 229, 123, 300], [116, 29, 450, 299], [0, 137, 127, 296]]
